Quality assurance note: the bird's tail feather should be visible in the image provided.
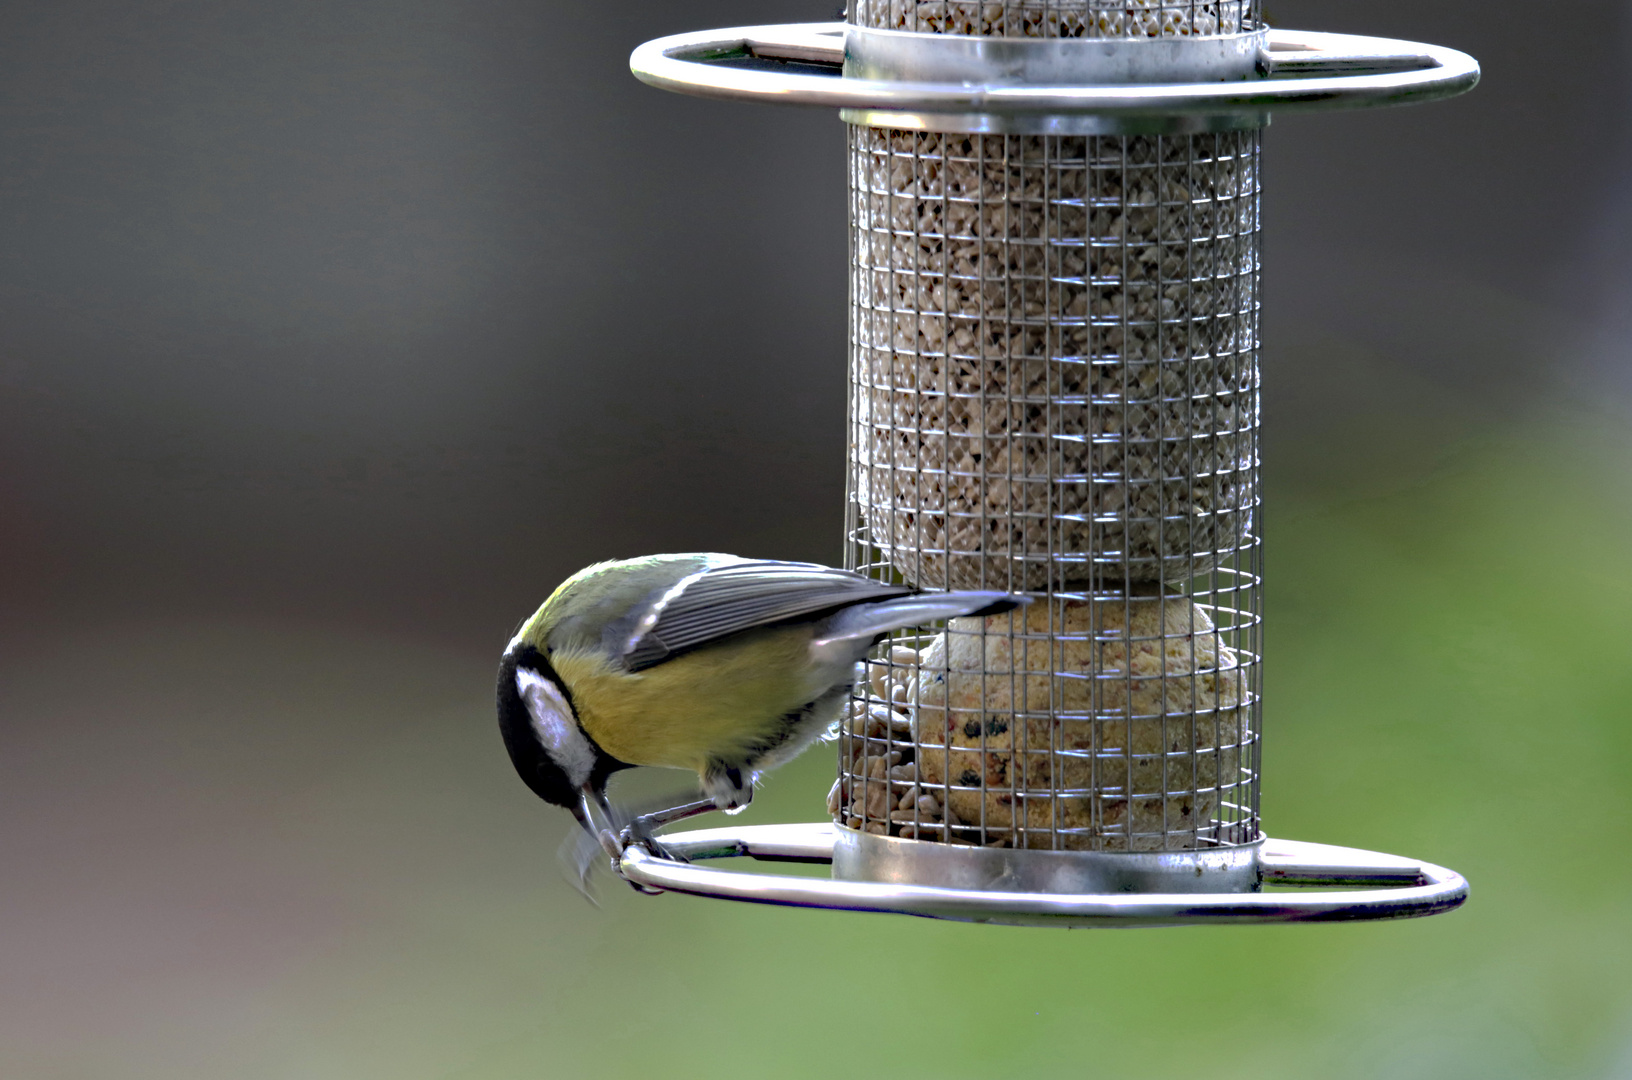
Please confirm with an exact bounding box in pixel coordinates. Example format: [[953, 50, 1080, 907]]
[[816, 590, 1026, 646]]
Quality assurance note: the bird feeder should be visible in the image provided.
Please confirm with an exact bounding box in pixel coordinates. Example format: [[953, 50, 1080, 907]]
[[616, 1, 1476, 926]]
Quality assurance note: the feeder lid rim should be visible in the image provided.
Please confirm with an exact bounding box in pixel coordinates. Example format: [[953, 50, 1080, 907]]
[[629, 23, 1479, 117]]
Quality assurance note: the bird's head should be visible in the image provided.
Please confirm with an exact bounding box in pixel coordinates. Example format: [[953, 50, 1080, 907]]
[[496, 643, 623, 815]]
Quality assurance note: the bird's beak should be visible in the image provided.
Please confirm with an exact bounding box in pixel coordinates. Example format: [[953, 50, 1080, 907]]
[[577, 786, 624, 862]]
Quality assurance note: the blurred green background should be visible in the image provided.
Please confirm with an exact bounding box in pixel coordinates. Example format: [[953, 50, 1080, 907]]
[[3, 1, 1631, 1078], [14, 415, 1630, 1080]]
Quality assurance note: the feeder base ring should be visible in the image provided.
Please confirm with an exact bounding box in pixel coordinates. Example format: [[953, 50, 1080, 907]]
[[617, 823, 1467, 927], [833, 827, 1266, 894]]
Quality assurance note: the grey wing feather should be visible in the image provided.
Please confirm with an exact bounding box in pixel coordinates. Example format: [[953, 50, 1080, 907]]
[[814, 591, 1022, 646], [623, 560, 912, 672]]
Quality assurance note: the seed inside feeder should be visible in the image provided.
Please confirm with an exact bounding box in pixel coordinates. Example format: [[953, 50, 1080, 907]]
[[852, 0, 1253, 38], [850, 127, 1260, 591]]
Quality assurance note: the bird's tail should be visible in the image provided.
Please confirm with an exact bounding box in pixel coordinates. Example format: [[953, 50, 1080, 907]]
[[815, 590, 1026, 646]]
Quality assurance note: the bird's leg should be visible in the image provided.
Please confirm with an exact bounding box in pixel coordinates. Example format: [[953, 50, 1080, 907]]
[[578, 786, 672, 894], [620, 798, 719, 864], [631, 798, 720, 833], [566, 793, 641, 899]]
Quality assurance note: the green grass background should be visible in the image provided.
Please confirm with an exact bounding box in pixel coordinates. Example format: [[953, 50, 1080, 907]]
[[485, 417, 1632, 1079], [6, 412, 1630, 1080]]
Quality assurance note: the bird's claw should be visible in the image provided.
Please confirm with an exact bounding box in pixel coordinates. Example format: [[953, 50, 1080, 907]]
[[564, 789, 725, 897], [620, 816, 689, 865]]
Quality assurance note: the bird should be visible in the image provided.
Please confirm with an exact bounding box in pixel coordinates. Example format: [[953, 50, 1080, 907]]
[[496, 553, 1022, 866]]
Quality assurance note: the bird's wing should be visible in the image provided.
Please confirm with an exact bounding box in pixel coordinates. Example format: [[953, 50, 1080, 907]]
[[623, 560, 912, 672]]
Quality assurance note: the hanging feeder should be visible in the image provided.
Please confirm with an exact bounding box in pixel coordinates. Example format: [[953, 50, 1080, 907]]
[[618, 2, 1477, 926]]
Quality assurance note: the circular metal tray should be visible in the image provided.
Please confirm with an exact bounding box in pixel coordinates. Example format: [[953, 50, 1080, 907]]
[[629, 22, 1479, 132], [619, 822, 1468, 927]]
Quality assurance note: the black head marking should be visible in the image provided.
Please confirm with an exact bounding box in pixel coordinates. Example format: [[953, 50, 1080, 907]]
[[496, 645, 628, 810]]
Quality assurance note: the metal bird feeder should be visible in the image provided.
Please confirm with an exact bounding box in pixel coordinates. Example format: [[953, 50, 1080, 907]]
[[619, 1, 1477, 926]]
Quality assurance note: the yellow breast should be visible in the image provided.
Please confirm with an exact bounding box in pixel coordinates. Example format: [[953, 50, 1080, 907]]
[[553, 627, 822, 772]]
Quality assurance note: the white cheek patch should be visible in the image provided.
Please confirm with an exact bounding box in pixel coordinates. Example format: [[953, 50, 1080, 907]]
[[515, 667, 597, 789]]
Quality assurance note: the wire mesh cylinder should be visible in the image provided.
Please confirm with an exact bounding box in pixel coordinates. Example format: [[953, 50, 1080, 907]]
[[849, 129, 1259, 591], [836, 0, 1263, 855], [850, 0, 1257, 38]]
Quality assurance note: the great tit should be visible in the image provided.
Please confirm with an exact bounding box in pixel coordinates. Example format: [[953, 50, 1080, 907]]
[[496, 553, 1020, 854]]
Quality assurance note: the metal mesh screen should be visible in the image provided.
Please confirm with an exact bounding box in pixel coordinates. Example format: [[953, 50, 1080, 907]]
[[834, 124, 1263, 852], [849, 0, 1259, 38]]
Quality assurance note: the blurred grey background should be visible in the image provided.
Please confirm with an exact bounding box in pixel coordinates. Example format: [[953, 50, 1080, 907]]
[[2, 2, 1630, 1078]]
